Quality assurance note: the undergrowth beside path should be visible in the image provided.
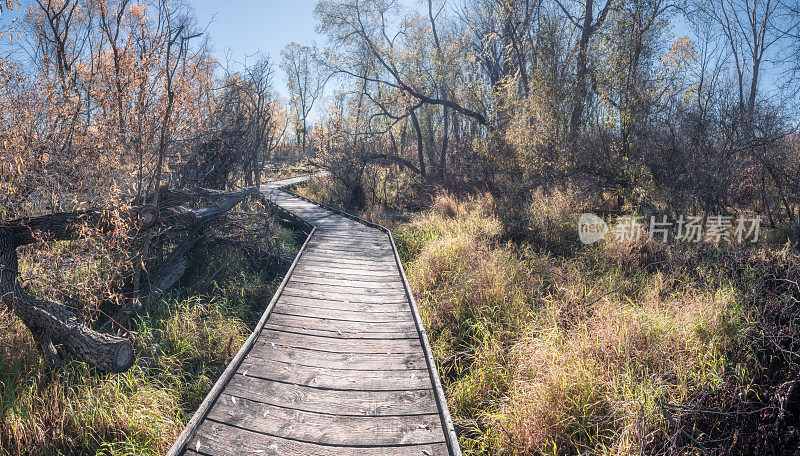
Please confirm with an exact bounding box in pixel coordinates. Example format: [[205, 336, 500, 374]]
[[391, 193, 800, 455], [0, 229, 301, 456]]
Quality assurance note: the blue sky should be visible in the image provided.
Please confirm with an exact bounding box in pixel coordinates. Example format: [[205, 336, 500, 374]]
[[189, 0, 321, 98], [2, 1, 792, 112]]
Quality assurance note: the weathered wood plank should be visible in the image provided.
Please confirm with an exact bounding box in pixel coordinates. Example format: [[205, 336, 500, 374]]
[[206, 394, 443, 445], [285, 281, 405, 295], [300, 256, 397, 267], [307, 241, 388, 249], [292, 267, 400, 280], [188, 421, 449, 456], [232, 351, 434, 388], [288, 275, 406, 289], [308, 238, 389, 247], [297, 250, 395, 260], [266, 312, 416, 333], [225, 374, 438, 415], [272, 306, 411, 323], [273, 297, 412, 313], [275, 296, 411, 312], [242, 342, 427, 370], [304, 250, 396, 261], [312, 236, 388, 244], [280, 287, 408, 304], [257, 329, 423, 354], [306, 245, 395, 256], [295, 261, 399, 274], [308, 221, 367, 228], [306, 240, 393, 249], [310, 240, 388, 248], [261, 323, 416, 340], [295, 255, 389, 265], [260, 323, 416, 340], [283, 282, 407, 298], [296, 256, 398, 268], [269, 309, 416, 326]]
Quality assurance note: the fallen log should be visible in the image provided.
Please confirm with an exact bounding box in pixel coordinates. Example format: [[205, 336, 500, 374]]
[[4, 207, 157, 247], [0, 208, 160, 372], [1, 186, 261, 373], [0, 208, 157, 372], [142, 187, 259, 301], [0, 232, 134, 373]]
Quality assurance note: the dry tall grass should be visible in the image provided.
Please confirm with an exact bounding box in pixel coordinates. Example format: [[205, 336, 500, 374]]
[[0, 238, 298, 455], [393, 193, 784, 455]]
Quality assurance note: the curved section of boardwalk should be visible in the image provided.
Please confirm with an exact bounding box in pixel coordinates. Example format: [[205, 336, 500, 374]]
[[170, 176, 460, 456]]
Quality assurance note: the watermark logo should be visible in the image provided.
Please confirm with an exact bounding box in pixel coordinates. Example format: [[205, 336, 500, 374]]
[[578, 213, 609, 244], [578, 213, 762, 245]]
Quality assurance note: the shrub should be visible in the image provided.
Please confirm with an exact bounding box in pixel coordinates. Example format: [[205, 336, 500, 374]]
[[432, 192, 460, 218]]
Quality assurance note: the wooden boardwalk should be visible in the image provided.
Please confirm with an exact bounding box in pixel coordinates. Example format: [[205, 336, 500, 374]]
[[167, 176, 460, 456]]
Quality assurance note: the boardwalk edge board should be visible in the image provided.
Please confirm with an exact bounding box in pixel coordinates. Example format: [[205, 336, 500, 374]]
[[283, 181, 462, 456], [165, 200, 316, 456]]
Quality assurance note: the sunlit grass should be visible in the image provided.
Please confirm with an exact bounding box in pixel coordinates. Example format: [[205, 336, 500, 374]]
[[0, 233, 299, 456], [393, 193, 761, 455]]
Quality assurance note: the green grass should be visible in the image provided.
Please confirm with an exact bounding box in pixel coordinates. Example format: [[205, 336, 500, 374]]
[[0, 227, 301, 455], [252, 175, 800, 454]]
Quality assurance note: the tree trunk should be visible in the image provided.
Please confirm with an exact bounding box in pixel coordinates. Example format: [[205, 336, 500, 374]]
[[440, 104, 449, 178], [410, 110, 426, 177], [301, 117, 307, 156], [1, 187, 256, 370], [747, 56, 760, 125], [0, 219, 135, 373], [569, 0, 596, 141], [136, 74, 176, 310]]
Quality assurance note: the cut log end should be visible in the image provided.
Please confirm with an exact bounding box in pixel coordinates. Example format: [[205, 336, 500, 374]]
[[111, 340, 135, 373], [136, 206, 158, 231]]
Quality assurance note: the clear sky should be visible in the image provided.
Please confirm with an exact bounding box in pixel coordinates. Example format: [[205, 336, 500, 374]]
[[189, 0, 321, 98]]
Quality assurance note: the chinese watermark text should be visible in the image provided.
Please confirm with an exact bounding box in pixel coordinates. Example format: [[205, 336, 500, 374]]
[[578, 214, 761, 245]]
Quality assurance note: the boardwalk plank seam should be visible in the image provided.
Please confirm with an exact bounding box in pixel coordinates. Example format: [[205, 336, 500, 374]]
[[260, 326, 420, 340], [243, 356, 429, 373], [232, 372, 433, 392], [203, 418, 448, 448]]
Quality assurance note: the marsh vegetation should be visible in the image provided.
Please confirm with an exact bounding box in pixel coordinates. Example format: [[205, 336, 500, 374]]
[[3, 0, 800, 454]]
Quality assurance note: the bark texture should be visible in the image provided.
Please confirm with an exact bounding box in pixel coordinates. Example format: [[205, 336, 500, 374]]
[[0, 231, 134, 373]]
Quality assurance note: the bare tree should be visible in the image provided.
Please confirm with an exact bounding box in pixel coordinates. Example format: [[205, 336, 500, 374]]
[[316, 0, 489, 126], [241, 56, 285, 188], [132, 0, 202, 313], [98, 0, 131, 138], [693, 0, 800, 127], [281, 42, 325, 156], [553, 0, 614, 140]]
